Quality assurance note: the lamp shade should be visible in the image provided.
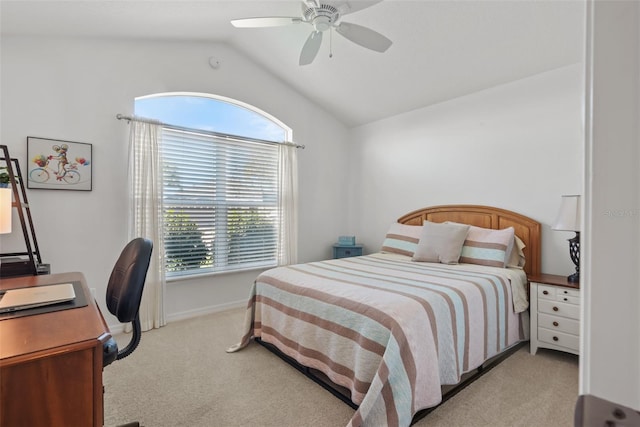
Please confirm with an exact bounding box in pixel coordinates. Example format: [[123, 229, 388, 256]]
[[0, 187, 11, 234], [552, 195, 581, 232]]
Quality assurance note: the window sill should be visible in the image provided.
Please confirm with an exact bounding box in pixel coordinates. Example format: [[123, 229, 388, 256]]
[[166, 264, 277, 283]]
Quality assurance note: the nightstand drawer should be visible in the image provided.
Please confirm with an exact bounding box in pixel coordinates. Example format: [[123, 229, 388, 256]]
[[537, 284, 579, 302], [333, 245, 363, 259], [538, 313, 580, 335], [556, 294, 579, 305], [538, 299, 580, 320], [538, 328, 579, 351], [557, 287, 580, 298]]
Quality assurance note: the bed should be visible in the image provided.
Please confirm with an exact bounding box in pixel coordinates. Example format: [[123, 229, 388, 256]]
[[227, 205, 541, 427]]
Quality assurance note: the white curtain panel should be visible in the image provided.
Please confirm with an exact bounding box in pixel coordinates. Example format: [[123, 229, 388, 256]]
[[277, 144, 299, 266], [127, 118, 166, 331]]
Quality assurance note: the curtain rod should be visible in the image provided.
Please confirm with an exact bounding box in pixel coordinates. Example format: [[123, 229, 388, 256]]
[[116, 114, 305, 149]]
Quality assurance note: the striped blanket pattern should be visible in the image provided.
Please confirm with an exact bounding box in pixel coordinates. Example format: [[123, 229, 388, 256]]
[[228, 253, 526, 427]]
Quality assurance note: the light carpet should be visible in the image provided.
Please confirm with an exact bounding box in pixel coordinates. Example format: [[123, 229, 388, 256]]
[[104, 307, 579, 427]]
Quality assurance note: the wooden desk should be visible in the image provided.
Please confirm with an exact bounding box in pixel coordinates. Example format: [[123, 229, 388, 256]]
[[0, 272, 112, 427]]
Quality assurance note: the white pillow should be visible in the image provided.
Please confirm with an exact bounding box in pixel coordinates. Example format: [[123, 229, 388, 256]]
[[412, 221, 470, 264]]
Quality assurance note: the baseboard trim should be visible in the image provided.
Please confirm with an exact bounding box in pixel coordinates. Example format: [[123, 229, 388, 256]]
[[107, 300, 246, 334], [166, 300, 246, 323]]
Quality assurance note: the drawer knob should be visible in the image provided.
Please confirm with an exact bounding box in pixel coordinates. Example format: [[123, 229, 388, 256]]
[[553, 321, 559, 327], [563, 298, 568, 301], [543, 290, 549, 295], [553, 336, 559, 342], [612, 408, 627, 420], [553, 306, 559, 312]]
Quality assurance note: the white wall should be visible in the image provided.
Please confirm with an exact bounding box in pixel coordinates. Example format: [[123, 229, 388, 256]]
[[0, 36, 350, 328], [582, 0, 640, 409], [0, 34, 589, 342], [347, 64, 584, 276]]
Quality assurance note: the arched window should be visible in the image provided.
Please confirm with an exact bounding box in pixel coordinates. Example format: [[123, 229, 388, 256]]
[[135, 93, 293, 278], [135, 93, 289, 142]]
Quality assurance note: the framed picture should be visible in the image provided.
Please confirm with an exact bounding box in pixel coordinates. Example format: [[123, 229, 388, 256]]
[[27, 137, 92, 191]]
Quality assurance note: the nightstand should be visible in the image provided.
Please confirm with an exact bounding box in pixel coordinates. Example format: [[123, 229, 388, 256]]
[[332, 244, 363, 259], [529, 273, 580, 356]]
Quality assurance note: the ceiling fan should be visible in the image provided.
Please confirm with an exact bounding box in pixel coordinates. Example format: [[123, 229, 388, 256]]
[[231, 0, 392, 66]]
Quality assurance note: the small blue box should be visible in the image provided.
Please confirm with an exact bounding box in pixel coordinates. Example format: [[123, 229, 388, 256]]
[[338, 235, 356, 245]]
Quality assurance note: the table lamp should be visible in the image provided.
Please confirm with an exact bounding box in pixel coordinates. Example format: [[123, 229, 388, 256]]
[[552, 195, 581, 283], [0, 187, 11, 234]]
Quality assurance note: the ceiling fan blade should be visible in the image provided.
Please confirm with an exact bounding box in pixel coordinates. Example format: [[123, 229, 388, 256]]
[[231, 17, 301, 28], [335, 22, 392, 52], [299, 31, 323, 65], [337, 0, 383, 16]]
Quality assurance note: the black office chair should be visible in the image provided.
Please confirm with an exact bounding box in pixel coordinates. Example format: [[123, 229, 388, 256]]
[[102, 240, 153, 427], [102, 237, 153, 368]]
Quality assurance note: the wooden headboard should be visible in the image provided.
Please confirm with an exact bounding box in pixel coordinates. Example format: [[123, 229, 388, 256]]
[[397, 205, 541, 277]]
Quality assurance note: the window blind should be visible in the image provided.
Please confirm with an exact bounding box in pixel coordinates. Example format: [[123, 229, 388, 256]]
[[162, 128, 279, 277]]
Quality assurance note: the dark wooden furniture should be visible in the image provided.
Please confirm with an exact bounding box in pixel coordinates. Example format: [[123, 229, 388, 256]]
[[527, 273, 580, 291], [575, 394, 640, 426], [0, 272, 112, 426]]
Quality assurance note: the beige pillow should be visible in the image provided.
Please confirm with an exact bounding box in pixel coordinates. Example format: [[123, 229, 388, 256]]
[[412, 221, 470, 264], [506, 235, 526, 269]]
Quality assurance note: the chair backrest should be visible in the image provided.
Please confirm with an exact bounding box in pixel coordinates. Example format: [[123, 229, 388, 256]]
[[106, 238, 153, 323]]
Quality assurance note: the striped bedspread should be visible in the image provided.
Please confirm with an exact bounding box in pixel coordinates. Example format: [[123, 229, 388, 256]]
[[227, 253, 529, 427]]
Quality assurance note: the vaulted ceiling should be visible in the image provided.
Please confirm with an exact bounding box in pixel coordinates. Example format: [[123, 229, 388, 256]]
[[0, 0, 584, 127]]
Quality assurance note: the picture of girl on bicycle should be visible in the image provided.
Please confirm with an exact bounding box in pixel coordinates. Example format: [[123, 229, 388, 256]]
[[27, 137, 93, 191]]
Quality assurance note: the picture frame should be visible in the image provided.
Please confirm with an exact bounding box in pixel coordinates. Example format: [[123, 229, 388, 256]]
[[26, 137, 92, 191]]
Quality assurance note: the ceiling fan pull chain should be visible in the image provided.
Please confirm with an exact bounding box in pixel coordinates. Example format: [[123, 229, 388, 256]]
[[329, 28, 333, 58]]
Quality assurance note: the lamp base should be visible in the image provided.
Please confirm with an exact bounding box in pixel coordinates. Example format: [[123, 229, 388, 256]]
[[567, 232, 580, 284]]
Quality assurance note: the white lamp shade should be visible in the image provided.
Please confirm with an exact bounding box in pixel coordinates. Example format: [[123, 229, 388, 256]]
[[552, 195, 581, 232], [0, 187, 12, 234]]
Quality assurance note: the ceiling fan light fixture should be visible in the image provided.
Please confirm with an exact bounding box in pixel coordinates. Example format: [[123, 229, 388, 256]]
[[313, 16, 332, 32]]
